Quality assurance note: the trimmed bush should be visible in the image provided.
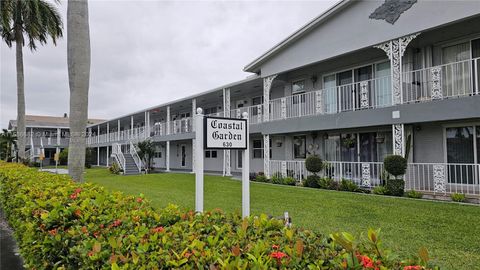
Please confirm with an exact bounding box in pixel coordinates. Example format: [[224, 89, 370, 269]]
[[451, 193, 466, 202], [407, 190, 423, 199], [59, 148, 68, 165], [282, 176, 296, 186], [109, 162, 121, 174], [372, 186, 388, 195], [386, 179, 405, 197], [340, 179, 360, 192], [318, 177, 338, 190], [0, 162, 435, 269], [271, 173, 283, 184], [305, 155, 323, 175], [303, 175, 320, 188], [384, 155, 407, 178], [254, 174, 268, 183]]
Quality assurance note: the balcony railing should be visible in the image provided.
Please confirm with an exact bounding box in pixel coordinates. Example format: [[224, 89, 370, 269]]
[[402, 57, 479, 103], [270, 160, 480, 197], [269, 76, 392, 121], [230, 105, 264, 124]]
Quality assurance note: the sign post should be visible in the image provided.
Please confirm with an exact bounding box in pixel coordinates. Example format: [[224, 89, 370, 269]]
[[196, 108, 250, 217], [195, 108, 204, 213]]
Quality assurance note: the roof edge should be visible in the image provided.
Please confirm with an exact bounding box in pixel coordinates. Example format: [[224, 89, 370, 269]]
[[243, 0, 351, 74]]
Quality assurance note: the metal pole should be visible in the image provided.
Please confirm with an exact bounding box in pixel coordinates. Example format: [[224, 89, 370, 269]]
[[242, 112, 250, 218], [195, 108, 204, 213]]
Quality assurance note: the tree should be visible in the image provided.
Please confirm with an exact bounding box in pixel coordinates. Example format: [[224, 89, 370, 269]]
[[0, 129, 17, 161], [137, 140, 155, 173], [67, 0, 90, 182], [1, 0, 63, 161]]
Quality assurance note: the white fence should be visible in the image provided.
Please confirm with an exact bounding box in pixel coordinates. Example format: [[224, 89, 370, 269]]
[[270, 160, 480, 196], [230, 105, 264, 124]]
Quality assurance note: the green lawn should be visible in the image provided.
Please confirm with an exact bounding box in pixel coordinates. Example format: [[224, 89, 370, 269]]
[[85, 168, 480, 270]]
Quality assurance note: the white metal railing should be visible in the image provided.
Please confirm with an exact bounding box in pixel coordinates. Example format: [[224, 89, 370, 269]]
[[129, 141, 142, 173], [152, 122, 166, 137], [269, 76, 392, 121], [111, 143, 125, 171], [270, 160, 480, 196], [406, 163, 480, 196], [402, 57, 479, 103], [230, 105, 263, 124], [169, 118, 192, 135]]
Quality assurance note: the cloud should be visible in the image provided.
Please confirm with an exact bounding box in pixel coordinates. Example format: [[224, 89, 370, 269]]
[[0, 0, 335, 128]]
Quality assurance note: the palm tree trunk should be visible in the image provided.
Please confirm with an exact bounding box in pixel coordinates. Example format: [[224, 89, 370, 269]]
[[67, 0, 90, 182], [15, 24, 26, 161]]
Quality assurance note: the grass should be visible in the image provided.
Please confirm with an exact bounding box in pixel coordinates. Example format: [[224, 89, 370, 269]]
[[85, 168, 480, 270]]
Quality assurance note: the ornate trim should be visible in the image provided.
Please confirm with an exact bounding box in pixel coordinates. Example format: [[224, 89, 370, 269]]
[[264, 134, 270, 178], [315, 90, 323, 114], [361, 163, 371, 187], [393, 124, 404, 156], [257, 105, 263, 123], [433, 164, 446, 193], [281, 161, 287, 177], [225, 150, 231, 176], [374, 33, 420, 105], [263, 75, 277, 122], [431, 67, 443, 100], [280, 98, 287, 119], [360, 81, 370, 109], [224, 88, 231, 117]]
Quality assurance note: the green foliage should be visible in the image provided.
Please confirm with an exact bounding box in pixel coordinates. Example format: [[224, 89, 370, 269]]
[[85, 148, 94, 168], [109, 162, 121, 175], [407, 190, 423, 199], [271, 173, 283, 184], [0, 162, 433, 269], [303, 175, 320, 188], [318, 177, 338, 190], [372, 186, 388, 195], [136, 140, 155, 172], [0, 129, 17, 161], [451, 193, 466, 203], [305, 155, 323, 174], [254, 173, 268, 183], [386, 179, 405, 197], [281, 177, 296, 186], [384, 155, 408, 178], [59, 148, 68, 165], [340, 179, 360, 192]]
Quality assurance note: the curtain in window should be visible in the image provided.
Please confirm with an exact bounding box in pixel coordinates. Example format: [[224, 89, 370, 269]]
[[323, 75, 337, 114], [293, 136, 306, 159], [442, 42, 471, 97], [324, 135, 340, 161], [472, 39, 480, 91], [375, 61, 392, 107]]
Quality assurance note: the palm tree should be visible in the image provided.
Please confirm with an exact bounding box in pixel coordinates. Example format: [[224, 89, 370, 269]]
[[0, 129, 17, 161], [137, 140, 155, 173], [0, 0, 63, 161], [67, 0, 90, 182]]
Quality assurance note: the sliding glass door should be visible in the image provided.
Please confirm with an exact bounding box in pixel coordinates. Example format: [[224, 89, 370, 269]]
[[375, 61, 392, 107]]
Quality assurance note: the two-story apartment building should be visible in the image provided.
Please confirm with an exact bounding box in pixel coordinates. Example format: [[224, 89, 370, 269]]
[[8, 114, 104, 165], [72, 1, 480, 199]]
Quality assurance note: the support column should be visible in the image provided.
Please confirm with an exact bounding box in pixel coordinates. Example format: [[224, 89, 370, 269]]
[[97, 125, 100, 144], [374, 33, 420, 105], [117, 120, 120, 141], [166, 141, 170, 171], [263, 75, 276, 178], [56, 128, 61, 145], [97, 147, 100, 166], [191, 99, 196, 173], [145, 111, 150, 139], [106, 146, 109, 167], [130, 116, 134, 138], [392, 124, 405, 156], [107, 122, 110, 143], [223, 88, 232, 176], [264, 134, 270, 178], [166, 106, 171, 135]]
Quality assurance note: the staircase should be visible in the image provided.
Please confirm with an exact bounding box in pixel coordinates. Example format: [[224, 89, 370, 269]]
[[123, 153, 141, 175]]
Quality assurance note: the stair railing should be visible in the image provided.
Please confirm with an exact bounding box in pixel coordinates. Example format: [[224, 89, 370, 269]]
[[111, 143, 126, 172], [129, 141, 143, 173]]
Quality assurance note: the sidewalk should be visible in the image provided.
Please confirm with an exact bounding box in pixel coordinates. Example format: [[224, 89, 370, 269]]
[[0, 210, 24, 270]]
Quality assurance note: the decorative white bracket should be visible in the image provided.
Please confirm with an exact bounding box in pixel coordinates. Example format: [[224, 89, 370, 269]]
[[281, 161, 287, 177], [393, 124, 405, 156], [280, 98, 287, 119], [263, 75, 277, 122], [315, 91, 323, 114], [431, 67, 443, 100], [360, 81, 370, 109], [374, 33, 420, 105]]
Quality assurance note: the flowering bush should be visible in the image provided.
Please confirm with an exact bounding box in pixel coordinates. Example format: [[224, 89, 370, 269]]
[[0, 162, 438, 269]]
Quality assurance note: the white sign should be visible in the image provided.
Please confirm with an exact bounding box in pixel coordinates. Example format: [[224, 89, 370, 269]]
[[204, 117, 247, 149]]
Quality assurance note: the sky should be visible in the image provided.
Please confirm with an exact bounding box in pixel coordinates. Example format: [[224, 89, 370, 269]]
[[0, 0, 337, 129]]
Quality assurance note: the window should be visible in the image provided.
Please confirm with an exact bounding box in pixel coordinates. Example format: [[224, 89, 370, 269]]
[[292, 80, 305, 93], [154, 151, 162, 158], [253, 139, 263, 158], [445, 126, 477, 184], [204, 107, 218, 115], [205, 150, 217, 158], [293, 136, 306, 159], [252, 96, 263, 105]]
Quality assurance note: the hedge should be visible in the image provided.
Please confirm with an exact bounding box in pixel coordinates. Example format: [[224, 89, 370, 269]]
[[0, 162, 435, 269]]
